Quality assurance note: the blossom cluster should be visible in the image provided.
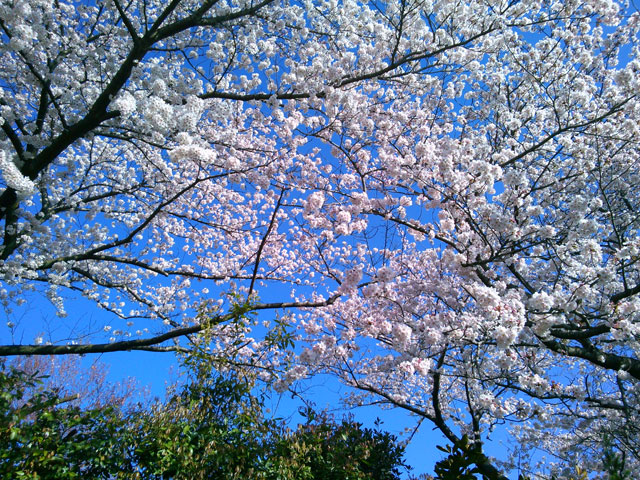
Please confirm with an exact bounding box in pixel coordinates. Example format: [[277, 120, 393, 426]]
[[1, 0, 639, 474]]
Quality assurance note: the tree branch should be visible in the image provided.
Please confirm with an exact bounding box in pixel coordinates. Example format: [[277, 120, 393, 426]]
[[0, 296, 341, 356]]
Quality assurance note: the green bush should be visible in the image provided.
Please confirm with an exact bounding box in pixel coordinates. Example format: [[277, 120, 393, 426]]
[[0, 358, 408, 480]]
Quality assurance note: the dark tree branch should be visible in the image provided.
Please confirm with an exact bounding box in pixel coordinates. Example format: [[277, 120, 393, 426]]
[[611, 283, 640, 304], [0, 296, 340, 356], [0, 322, 208, 356], [540, 337, 640, 381], [113, 0, 141, 42], [248, 188, 285, 296]]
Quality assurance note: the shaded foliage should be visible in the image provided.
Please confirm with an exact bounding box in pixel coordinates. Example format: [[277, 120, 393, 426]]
[[0, 361, 132, 479], [0, 358, 408, 479]]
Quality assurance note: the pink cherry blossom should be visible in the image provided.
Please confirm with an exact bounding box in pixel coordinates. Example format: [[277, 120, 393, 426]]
[[1, 0, 639, 476]]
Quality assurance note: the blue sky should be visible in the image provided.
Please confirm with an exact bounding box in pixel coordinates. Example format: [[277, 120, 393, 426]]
[[1, 290, 447, 477]]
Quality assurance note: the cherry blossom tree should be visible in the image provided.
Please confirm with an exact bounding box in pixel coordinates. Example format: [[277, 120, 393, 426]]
[[1, 0, 640, 477]]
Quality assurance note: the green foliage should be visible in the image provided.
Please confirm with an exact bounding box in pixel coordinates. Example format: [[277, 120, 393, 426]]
[[132, 355, 407, 480], [0, 357, 409, 479], [432, 436, 490, 480], [602, 436, 632, 480], [0, 361, 132, 479], [132, 374, 273, 479], [268, 407, 407, 480]]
